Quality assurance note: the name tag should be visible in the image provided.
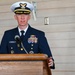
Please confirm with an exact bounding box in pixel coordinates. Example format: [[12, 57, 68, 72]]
[[9, 41, 16, 43]]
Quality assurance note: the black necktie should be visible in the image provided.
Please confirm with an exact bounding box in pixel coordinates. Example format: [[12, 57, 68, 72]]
[[20, 30, 24, 41]]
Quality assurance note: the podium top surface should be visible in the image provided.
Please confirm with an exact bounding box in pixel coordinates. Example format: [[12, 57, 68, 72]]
[[0, 54, 48, 61]]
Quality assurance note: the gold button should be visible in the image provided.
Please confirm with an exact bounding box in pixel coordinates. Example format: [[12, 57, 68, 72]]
[[11, 47, 13, 49], [31, 44, 34, 46], [11, 50, 14, 54], [21, 48, 23, 51], [17, 44, 20, 47], [31, 48, 33, 50], [29, 51, 34, 54]]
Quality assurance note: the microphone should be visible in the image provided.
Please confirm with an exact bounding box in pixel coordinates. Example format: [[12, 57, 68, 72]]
[[15, 35, 28, 54]]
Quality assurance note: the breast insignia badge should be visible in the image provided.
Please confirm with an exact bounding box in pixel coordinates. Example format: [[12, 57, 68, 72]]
[[28, 35, 38, 43]]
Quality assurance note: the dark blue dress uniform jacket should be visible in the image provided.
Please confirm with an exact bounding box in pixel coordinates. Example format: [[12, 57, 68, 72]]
[[0, 26, 52, 56], [0, 25, 55, 69]]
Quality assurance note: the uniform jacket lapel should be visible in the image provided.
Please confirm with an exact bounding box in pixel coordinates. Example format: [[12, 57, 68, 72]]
[[13, 27, 20, 37], [23, 25, 32, 40]]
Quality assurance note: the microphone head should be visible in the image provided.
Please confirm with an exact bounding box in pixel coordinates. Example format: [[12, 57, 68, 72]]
[[15, 35, 20, 40], [15, 35, 21, 43]]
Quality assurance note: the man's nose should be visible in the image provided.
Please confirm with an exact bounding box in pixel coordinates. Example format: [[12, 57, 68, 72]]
[[21, 15, 25, 19]]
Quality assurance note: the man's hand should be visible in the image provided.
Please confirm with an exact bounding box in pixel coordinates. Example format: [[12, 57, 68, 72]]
[[47, 57, 55, 69], [48, 57, 54, 67]]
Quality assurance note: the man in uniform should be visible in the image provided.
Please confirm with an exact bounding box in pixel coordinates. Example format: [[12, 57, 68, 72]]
[[0, 1, 55, 69]]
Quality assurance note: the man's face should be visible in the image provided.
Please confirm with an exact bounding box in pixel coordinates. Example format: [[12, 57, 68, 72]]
[[14, 14, 30, 26]]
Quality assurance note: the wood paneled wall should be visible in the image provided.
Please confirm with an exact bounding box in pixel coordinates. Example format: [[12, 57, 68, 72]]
[[0, 0, 75, 75]]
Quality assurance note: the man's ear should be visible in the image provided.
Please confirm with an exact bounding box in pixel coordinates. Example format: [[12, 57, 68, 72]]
[[14, 14, 17, 20], [28, 14, 31, 20]]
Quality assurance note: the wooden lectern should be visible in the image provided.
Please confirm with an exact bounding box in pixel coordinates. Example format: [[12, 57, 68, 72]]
[[0, 54, 52, 75]]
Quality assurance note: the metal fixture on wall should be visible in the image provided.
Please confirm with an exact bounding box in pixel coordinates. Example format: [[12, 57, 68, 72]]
[[31, 1, 37, 21], [44, 17, 49, 25]]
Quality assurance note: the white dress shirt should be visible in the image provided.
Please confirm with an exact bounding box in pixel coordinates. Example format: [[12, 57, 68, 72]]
[[18, 25, 29, 36]]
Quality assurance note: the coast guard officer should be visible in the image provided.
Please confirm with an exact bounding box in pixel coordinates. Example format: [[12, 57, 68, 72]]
[[0, 1, 55, 69]]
